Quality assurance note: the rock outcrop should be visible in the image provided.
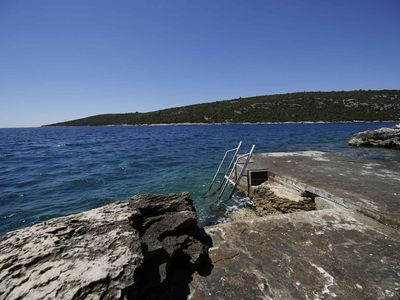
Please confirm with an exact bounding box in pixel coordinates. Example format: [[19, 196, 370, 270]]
[[348, 124, 400, 148], [0, 193, 211, 300]]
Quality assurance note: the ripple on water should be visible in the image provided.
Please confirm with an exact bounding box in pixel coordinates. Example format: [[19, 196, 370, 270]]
[[0, 123, 399, 235]]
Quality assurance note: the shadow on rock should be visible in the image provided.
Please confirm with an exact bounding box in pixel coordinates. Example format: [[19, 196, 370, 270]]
[[126, 193, 214, 300]]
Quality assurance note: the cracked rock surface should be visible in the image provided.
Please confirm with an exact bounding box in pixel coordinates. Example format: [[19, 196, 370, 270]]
[[0, 192, 210, 300], [190, 208, 400, 299], [348, 124, 400, 148]]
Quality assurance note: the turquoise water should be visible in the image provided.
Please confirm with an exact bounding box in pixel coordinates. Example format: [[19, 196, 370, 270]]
[[0, 123, 399, 236]]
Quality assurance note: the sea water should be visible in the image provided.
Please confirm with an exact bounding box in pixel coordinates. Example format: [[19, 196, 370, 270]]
[[1, 123, 399, 236]]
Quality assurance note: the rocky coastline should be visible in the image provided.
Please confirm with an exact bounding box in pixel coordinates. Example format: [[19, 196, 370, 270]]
[[348, 124, 400, 148], [1, 186, 399, 299], [0, 193, 212, 299]]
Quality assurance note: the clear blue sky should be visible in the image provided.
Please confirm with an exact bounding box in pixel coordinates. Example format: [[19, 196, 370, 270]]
[[0, 0, 399, 127]]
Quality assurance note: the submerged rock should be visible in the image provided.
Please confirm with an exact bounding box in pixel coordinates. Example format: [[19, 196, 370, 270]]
[[0, 193, 211, 300], [226, 207, 259, 222], [348, 124, 400, 148]]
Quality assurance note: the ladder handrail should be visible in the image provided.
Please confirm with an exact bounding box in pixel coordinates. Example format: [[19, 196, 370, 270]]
[[218, 155, 241, 197], [216, 142, 244, 191], [218, 144, 255, 200], [208, 141, 242, 191], [227, 144, 255, 199]]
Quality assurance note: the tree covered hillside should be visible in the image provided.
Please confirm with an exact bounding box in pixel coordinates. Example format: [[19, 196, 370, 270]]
[[45, 90, 400, 126]]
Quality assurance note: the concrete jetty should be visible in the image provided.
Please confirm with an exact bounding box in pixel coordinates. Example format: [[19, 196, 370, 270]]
[[190, 151, 400, 299], [235, 151, 400, 228]]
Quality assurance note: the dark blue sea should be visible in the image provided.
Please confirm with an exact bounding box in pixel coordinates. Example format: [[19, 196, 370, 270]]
[[1, 123, 399, 236]]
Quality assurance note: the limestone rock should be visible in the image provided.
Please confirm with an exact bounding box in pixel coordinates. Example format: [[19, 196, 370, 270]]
[[0, 193, 210, 300], [252, 183, 316, 215], [227, 207, 259, 222], [190, 209, 400, 299], [348, 125, 400, 148]]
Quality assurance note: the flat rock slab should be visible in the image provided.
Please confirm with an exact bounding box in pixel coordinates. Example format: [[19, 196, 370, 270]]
[[190, 209, 400, 299], [246, 151, 400, 228]]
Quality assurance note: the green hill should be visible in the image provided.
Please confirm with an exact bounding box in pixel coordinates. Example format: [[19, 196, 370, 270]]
[[44, 90, 400, 126]]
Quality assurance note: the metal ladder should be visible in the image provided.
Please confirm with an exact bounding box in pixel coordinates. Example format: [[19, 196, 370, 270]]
[[207, 142, 256, 201]]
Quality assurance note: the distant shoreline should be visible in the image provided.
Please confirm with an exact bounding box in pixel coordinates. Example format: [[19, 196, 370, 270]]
[[43, 120, 399, 128], [42, 90, 400, 127]]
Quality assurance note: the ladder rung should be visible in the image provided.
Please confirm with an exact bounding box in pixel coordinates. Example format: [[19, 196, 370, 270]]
[[223, 176, 235, 185]]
